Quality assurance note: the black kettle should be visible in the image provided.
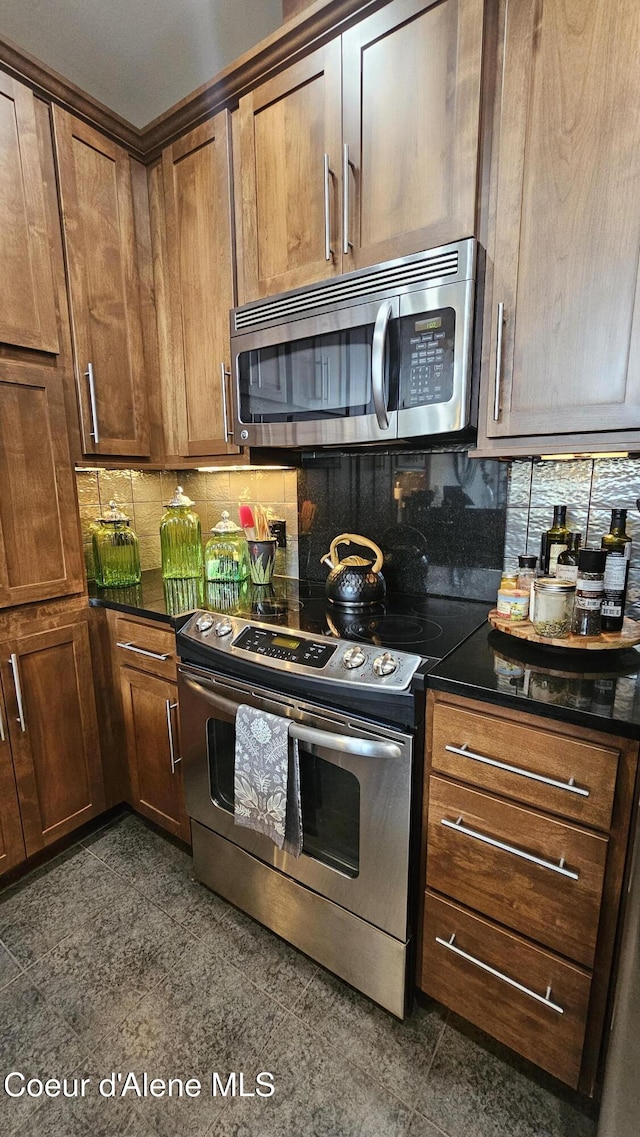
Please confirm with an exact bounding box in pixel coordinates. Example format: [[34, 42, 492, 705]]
[[321, 533, 386, 607]]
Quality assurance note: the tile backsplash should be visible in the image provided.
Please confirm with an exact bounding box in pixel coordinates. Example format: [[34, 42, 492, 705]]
[[504, 456, 640, 606], [76, 468, 299, 577]]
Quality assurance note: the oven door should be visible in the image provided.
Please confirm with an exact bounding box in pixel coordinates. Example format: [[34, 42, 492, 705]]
[[178, 663, 413, 940], [232, 296, 399, 448]]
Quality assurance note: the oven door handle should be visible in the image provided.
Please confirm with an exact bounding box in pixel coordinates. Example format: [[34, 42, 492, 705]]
[[180, 675, 403, 760]]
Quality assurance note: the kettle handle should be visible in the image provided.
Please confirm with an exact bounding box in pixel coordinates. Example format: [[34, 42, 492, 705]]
[[329, 533, 384, 574]]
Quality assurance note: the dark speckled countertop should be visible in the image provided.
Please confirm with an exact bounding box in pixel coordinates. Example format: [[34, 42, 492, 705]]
[[428, 621, 640, 740], [88, 569, 198, 627]]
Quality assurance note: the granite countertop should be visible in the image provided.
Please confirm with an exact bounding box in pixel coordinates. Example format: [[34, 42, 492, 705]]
[[428, 621, 640, 740], [88, 569, 198, 627]]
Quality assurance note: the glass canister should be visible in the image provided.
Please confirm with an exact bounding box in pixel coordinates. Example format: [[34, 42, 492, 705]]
[[93, 501, 141, 588], [205, 511, 249, 582], [160, 486, 203, 579], [571, 548, 606, 637], [531, 578, 575, 638]]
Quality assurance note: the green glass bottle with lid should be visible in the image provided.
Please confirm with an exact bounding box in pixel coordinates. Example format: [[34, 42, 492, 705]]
[[205, 511, 249, 582], [160, 486, 203, 579], [93, 501, 141, 587]]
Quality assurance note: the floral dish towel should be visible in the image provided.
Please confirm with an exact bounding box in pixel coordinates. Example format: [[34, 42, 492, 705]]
[[234, 704, 302, 857]]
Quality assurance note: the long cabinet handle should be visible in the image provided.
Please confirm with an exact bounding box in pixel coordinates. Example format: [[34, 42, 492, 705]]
[[116, 641, 171, 662], [342, 143, 352, 255], [323, 153, 334, 262], [84, 362, 100, 443], [444, 744, 589, 798], [493, 302, 504, 421], [435, 932, 564, 1014], [220, 362, 233, 443], [9, 654, 26, 733], [0, 701, 5, 742], [166, 699, 180, 773], [440, 815, 579, 880]]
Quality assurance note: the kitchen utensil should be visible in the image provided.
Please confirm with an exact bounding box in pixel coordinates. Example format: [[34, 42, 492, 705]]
[[321, 533, 386, 607], [238, 504, 256, 540]]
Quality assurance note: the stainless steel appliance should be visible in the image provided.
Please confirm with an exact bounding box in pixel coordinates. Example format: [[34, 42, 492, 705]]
[[230, 239, 477, 448], [176, 583, 489, 1017]]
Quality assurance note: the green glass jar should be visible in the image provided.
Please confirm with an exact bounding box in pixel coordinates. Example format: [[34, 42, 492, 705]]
[[93, 502, 141, 588], [160, 486, 203, 579], [205, 511, 249, 582]]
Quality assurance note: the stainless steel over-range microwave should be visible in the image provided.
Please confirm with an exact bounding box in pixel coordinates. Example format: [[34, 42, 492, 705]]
[[230, 238, 478, 448]]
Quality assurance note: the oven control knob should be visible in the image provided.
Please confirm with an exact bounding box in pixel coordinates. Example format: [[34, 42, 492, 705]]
[[214, 619, 233, 638], [195, 614, 214, 633], [342, 645, 366, 670], [373, 652, 399, 677]]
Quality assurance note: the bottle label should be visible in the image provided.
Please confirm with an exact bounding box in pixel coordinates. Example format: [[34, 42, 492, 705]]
[[575, 595, 602, 611], [604, 552, 629, 592], [576, 578, 604, 592], [602, 601, 623, 617], [556, 564, 578, 582], [548, 542, 568, 575]]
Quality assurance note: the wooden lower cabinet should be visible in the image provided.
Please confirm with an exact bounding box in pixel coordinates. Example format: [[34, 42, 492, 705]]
[[119, 666, 189, 842], [0, 684, 26, 874], [419, 691, 639, 1094], [0, 616, 105, 860]]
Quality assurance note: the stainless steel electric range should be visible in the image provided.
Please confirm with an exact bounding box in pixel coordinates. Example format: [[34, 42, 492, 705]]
[[176, 581, 488, 1018]]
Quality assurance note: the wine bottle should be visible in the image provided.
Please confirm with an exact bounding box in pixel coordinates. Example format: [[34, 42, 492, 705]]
[[556, 532, 582, 582], [601, 509, 632, 632], [544, 506, 570, 576]]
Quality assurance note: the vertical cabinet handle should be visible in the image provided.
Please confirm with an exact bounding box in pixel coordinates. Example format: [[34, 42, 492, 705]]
[[220, 362, 233, 443], [493, 302, 505, 421], [342, 143, 353, 255], [323, 153, 334, 262], [9, 653, 26, 733], [0, 701, 5, 742], [84, 362, 100, 443], [166, 699, 180, 773]]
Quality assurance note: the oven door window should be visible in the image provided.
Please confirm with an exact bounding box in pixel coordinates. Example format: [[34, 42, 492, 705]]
[[206, 718, 360, 878], [238, 325, 392, 425]]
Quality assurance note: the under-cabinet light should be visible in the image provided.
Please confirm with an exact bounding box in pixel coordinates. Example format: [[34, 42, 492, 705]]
[[539, 452, 629, 461], [195, 465, 294, 472]]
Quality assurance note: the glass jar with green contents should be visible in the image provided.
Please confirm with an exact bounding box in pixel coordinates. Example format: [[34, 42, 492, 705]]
[[160, 486, 203, 579], [205, 511, 249, 582], [531, 578, 575, 638], [93, 502, 141, 588]]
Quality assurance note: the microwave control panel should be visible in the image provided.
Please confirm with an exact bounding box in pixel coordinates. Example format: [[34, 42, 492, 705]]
[[400, 306, 455, 408]]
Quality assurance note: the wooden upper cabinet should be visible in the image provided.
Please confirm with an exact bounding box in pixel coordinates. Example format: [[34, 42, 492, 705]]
[[1, 619, 104, 856], [0, 363, 84, 608], [237, 40, 343, 302], [0, 72, 58, 354], [486, 0, 640, 440], [161, 112, 238, 456], [342, 0, 484, 270], [0, 683, 26, 875], [52, 107, 150, 456]]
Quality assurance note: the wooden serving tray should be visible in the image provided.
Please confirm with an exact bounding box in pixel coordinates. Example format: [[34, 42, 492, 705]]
[[488, 610, 640, 651]]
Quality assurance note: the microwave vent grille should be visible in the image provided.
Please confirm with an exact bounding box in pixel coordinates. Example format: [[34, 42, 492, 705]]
[[234, 248, 461, 331]]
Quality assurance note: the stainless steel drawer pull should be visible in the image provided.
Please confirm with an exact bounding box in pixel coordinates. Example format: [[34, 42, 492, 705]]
[[441, 815, 579, 880], [493, 302, 504, 421], [84, 362, 100, 443], [9, 653, 26, 733], [444, 743, 589, 797], [0, 702, 5, 742], [323, 153, 334, 262], [165, 699, 180, 773], [220, 362, 233, 443], [116, 641, 171, 662], [435, 933, 564, 1014], [342, 143, 353, 255]]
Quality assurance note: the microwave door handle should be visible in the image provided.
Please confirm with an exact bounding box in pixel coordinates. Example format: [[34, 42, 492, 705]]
[[180, 675, 401, 760], [371, 301, 392, 430]]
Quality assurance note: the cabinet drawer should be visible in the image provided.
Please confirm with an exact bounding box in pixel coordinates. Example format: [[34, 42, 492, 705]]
[[427, 776, 608, 967], [431, 700, 618, 830], [420, 891, 591, 1089], [114, 617, 176, 679]]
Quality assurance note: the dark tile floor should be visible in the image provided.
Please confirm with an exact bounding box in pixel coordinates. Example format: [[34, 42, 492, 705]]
[[0, 812, 599, 1137]]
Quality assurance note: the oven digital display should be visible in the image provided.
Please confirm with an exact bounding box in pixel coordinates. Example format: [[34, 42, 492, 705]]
[[415, 317, 442, 332], [272, 635, 301, 649]]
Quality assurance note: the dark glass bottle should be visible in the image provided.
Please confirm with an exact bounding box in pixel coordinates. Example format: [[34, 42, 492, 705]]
[[544, 505, 570, 576], [601, 509, 632, 632], [556, 532, 582, 583]]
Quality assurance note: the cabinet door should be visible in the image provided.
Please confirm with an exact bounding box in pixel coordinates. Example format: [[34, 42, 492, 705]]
[[0, 73, 58, 354], [238, 40, 342, 301], [161, 113, 239, 456], [342, 0, 483, 271], [120, 667, 189, 842], [0, 684, 26, 875], [2, 621, 105, 855], [52, 107, 150, 456], [486, 0, 640, 438], [0, 364, 84, 608]]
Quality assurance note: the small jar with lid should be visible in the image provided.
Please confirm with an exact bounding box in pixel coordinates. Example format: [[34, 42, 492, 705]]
[[516, 554, 537, 591], [571, 549, 607, 637], [531, 578, 575, 639], [160, 486, 203, 579], [93, 501, 141, 588], [205, 511, 249, 582]]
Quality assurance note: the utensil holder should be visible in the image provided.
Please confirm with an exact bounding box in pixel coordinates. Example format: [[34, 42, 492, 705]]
[[248, 538, 277, 585]]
